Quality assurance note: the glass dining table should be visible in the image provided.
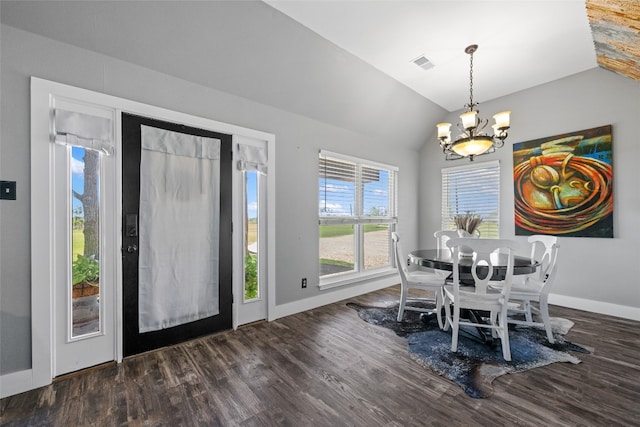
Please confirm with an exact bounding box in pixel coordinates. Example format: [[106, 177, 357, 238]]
[[408, 248, 539, 344], [409, 249, 539, 282]]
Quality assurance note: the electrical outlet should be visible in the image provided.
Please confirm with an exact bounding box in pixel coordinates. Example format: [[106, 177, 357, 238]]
[[301, 278, 307, 288]]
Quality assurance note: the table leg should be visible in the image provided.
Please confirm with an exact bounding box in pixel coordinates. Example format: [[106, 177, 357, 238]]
[[459, 309, 497, 347]]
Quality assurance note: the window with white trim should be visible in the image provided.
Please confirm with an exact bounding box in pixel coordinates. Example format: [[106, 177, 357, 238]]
[[441, 160, 500, 238], [319, 151, 397, 284]]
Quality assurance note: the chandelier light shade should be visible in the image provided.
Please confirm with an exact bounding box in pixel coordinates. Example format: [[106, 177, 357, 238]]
[[437, 44, 511, 161]]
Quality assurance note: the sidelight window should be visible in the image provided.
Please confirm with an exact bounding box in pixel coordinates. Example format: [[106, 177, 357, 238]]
[[70, 146, 102, 337], [236, 141, 268, 304], [244, 170, 260, 301], [53, 106, 114, 339]]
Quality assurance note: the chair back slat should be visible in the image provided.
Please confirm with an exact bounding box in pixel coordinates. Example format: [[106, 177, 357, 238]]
[[446, 238, 518, 297], [391, 232, 408, 282], [527, 235, 559, 294]]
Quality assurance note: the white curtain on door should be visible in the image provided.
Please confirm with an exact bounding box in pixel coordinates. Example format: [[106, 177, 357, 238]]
[[138, 125, 221, 333]]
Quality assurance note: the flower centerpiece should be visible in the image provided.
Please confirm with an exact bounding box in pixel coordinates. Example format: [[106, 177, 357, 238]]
[[452, 211, 483, 236], [452, 212, 483, 256]]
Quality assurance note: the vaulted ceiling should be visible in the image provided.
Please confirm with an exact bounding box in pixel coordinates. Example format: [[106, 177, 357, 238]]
[[266, 0, 639, 111], [1, 1, 636, 115]]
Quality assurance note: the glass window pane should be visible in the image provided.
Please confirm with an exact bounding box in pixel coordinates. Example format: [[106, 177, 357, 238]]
[[319, 224, 355, 276], [71, 146, 101, 337], [362, 168, 391, 216], [363, 223, 391, 270], [319, 156, 356, 217], [244, 171, 259, 301]]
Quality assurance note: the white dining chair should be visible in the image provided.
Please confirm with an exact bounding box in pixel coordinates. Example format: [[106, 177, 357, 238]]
[[434, 230, 458, 253], [504, 235, 560, 343], [433, 230, 458, 282], [392, 232, 444, 328], [443, 237, 518, 361]]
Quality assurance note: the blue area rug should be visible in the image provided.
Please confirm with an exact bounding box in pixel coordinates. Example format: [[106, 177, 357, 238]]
[[347, 301, 589, 398]]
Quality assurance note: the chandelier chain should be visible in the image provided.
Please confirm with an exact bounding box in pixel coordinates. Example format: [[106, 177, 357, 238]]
[[468, 50, 474, 109]]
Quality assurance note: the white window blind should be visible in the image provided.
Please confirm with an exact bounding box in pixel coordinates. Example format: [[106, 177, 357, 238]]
[[237, 142, 268, 174], [319, 155, 357, 218], [441, 160, 500, 238], [53, 109, 114, 155]]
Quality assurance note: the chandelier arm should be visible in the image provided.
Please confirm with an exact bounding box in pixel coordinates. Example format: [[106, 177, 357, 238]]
[[477, 117, 488, 132]]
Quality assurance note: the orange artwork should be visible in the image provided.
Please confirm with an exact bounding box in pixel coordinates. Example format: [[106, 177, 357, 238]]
[[513, 125, 613, 237]]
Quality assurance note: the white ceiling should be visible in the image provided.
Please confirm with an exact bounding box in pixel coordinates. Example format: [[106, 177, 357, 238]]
[[265, 0, 598, 112]]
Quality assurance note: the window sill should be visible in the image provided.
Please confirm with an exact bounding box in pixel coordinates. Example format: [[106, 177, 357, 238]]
[[318, 267, 396, 291]]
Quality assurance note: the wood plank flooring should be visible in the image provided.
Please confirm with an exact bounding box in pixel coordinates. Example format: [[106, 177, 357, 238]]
[[2, 286, 639, 426]]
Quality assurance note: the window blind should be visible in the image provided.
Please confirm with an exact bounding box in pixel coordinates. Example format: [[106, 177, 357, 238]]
[[362, 166, 395, 218], [237, 142, 268, 174], [441, 160, 500, 238], [319, 151, 397, 222], [53, 109, 114, 155], [319, 155, 357, 218]]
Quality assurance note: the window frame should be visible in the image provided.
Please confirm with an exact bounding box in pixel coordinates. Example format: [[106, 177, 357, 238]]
[[441, 160, 500, 238], [318, 150, 398, 289]]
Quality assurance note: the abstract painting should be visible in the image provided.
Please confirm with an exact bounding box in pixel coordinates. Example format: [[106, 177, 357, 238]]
[[513, 125, 613, 237]]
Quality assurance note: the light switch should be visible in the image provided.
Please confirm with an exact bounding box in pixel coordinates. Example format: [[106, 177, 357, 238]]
[[0, 181, 16, 200]]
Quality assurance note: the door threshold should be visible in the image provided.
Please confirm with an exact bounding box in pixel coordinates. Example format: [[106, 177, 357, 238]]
[[54, 361, 117, 382], [237, 319, 267, 329], [123, 327, 235, 360]]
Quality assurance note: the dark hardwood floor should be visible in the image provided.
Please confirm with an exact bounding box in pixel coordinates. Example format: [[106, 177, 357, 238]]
[[2, 286, 639, 426]]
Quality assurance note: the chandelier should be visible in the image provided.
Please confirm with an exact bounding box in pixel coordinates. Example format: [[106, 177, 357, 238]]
[[437, 44, 511, 161]]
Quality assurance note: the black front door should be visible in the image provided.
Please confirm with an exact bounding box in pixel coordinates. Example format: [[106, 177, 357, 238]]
[[121, 112, 232, 357]]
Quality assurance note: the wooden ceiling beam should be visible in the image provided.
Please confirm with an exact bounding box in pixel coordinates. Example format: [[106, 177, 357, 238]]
[[586, 0, 640, 81]]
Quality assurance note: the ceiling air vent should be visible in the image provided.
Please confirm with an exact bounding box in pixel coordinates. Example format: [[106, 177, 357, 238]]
[[412, 55, 435, 71]]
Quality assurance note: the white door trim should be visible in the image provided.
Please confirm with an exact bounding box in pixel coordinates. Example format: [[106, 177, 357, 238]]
[[30, 77, 276, 390]]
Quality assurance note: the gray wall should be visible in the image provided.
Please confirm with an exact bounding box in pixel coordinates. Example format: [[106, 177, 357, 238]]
[[420, 67, 640, 310], [0, 2, 443, 375]]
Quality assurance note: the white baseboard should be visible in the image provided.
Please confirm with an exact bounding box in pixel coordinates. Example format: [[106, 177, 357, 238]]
[[1, 369, 34, 399], [271, 275, 398, 320], [549, 294, 640, 321], [271, 281, 640, 323]]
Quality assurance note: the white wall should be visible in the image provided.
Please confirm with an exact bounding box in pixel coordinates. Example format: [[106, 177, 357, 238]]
[[0, 11, 439, 376], [420, 67, 640, 318]]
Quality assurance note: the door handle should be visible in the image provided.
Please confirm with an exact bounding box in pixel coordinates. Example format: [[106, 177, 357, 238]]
[[125, 214, 138, 237], [125, 244, 137, 253]]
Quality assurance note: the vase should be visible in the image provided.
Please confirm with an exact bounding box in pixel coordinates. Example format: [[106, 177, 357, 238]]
[[456, 229, 479, 257]]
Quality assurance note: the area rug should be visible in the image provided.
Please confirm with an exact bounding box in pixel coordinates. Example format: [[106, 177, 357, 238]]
[[347, 301, 589, 398]]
